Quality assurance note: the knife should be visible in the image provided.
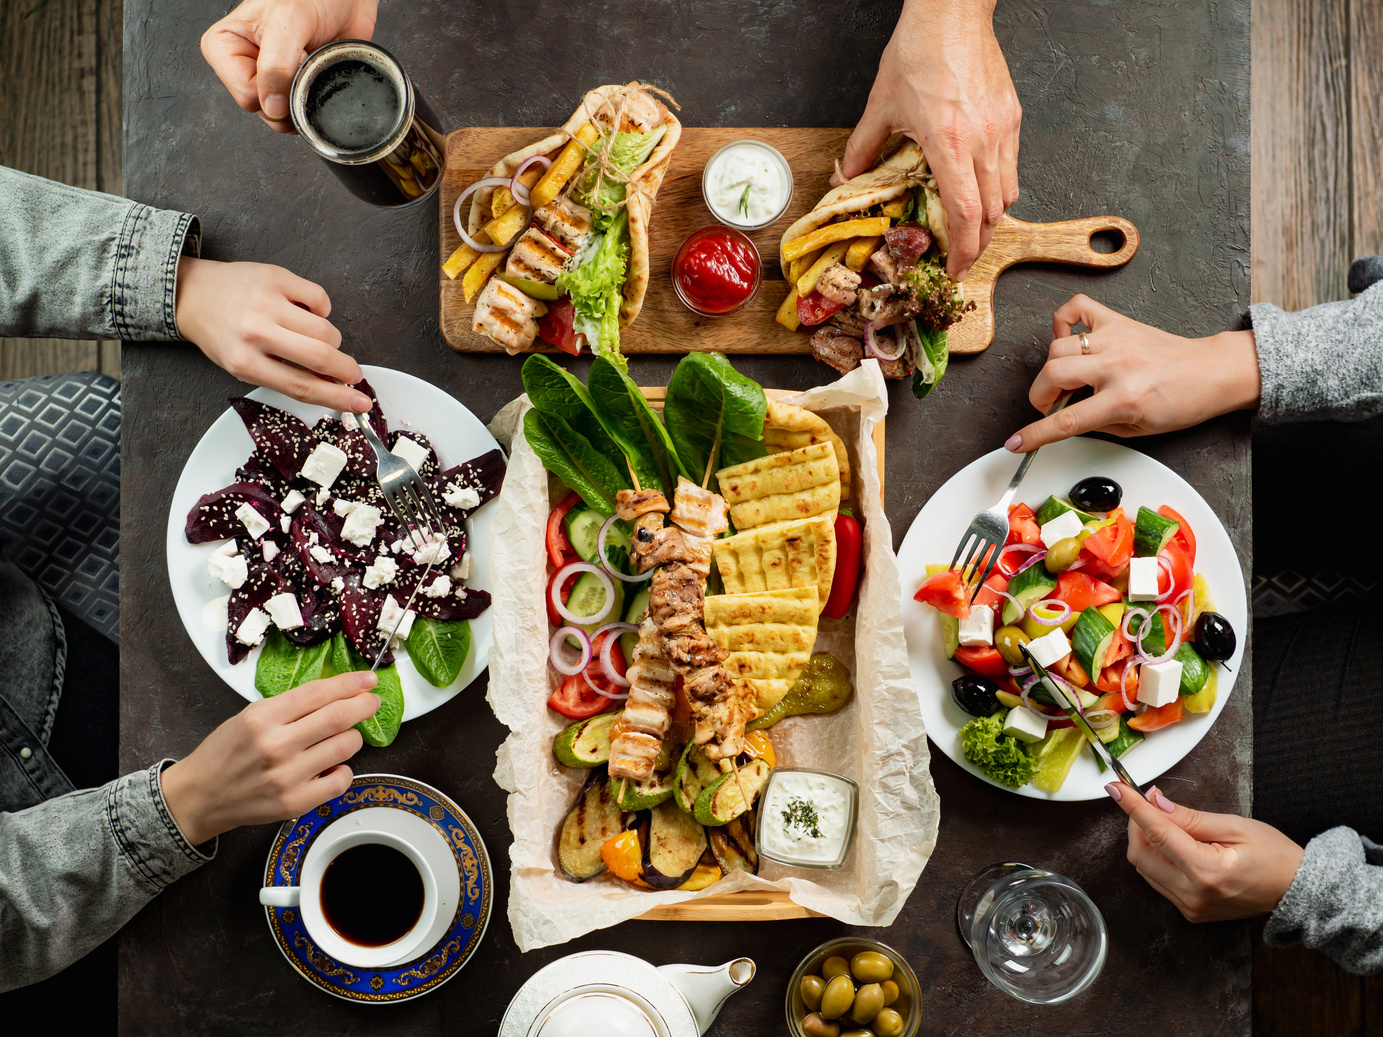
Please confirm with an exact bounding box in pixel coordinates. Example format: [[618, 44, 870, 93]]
[[1018, 644, 1141, 792]]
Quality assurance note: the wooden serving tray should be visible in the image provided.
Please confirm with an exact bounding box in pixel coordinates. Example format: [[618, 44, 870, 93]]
[[439, 127, 1139, 357]]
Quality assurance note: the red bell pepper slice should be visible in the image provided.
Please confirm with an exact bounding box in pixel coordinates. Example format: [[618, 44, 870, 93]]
[[954, 645, 1009, 679], [545, 492, 582, 569], [822, 510, 863, 619], [1128, 698, 1185, 732], [913, 569, 970, 619]]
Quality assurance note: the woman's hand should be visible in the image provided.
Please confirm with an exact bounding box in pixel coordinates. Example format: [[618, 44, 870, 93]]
[[1106, 782, 1304, 922], [840, 0, 1022, 281], [201, 0, 379, 133], [1005, 295, 1263, 453], [160, 671, 383, 846], [175, 257, 371, 413]]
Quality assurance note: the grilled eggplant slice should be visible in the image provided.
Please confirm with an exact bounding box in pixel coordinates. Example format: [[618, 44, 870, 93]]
[[641, 801, 709, 889], [557, 768, 624, 882], [709, 815, 759, 875]]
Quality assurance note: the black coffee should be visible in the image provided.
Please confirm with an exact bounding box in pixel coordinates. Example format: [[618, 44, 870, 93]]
[[304, 58, 401, 152], [320, 842, 424, 947]]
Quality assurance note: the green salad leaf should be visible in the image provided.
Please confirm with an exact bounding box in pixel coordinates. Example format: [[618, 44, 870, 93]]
[[405, 617, 472, 689], [521, 355, 625, 469], [575, 126, 666, 230], [959, 712, 1037, 788], [254, 629, 331, 698], [910, 321, 950, 400], [556, 209, 630, 364], [524, 407, 630, 516], [588, 356, 687, 496], [330, 631, 404, 748], [663, 352, 767, 484]]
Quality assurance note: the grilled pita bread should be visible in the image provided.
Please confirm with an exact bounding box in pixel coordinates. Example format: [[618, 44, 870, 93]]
[[762, 400, 852, 501], [704, 587, 820, 712]]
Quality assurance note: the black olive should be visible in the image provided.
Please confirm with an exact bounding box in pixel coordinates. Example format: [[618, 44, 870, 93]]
[[952, 674, 1002, 718], [636, 527, 653, 542], [1193, 611, 1237, 660], [1069, 476, 1122, 513]]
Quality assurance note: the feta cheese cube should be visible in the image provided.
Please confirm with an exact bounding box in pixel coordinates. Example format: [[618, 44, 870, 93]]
[[300, 441, 348, 488], [1138, 659, 1184, 708], [1027, 627, 1072, 668], [422, 574, 452, 598], [262, 541, 280, 563], [362, 555, 398, 589], [207, 545, 248, 589], [309, 544, 334, 564], [212, 539, 239, 558], [450, 553, 472, 582], [392, 435, 431, 474], [1127, 556, 1161, 602], [235, 607, 271, 646], [443, 482, 481, 510], [377, 594, 415, 640], [235, 502, 271, 541], [1003, 705, 1049, 744], [413, 536, 450, 566], [339, 502, 383, 548], [264, 592, 304, 631], [957, 604, 995, 647], [315, 487, 331, 507], [281, 489, 306, 514], [280, 515, 292, 534], [1039, 510, 1084, 549], [333, 498, 356, 517], [330, 577, 345, 594]]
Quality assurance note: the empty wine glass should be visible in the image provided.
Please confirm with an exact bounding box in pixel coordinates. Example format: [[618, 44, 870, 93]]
[[956, 862, 1107, 1005]]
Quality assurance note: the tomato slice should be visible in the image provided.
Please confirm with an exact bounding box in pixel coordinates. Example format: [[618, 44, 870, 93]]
[[954, 645, 1009, 679], [1128, 698, 1185, 732], [1051, 653, 1090, 688], [973, 571, 1010, 612], [537, 297, 585, 356], [797, 290, 846, 326], [1006, 502, 1042, 546], [1094, 659, 1139, 698], [546, 492, 582, 569], [1051, 571, 1122, 614], [1158, 505, 1196, 566], [1159, 540, 1194, 603], [1082, 510, 1133, 571], [547, 630, 627, 718], [914, 569, 970, 619]]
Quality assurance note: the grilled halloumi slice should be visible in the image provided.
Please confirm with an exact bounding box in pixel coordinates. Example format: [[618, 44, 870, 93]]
[[472, 277, 547, 354], [505, 227, 572, 284], [534, 196, 596, 253]]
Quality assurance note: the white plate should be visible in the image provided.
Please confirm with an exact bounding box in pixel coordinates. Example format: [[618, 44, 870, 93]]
[[165, 365, 500, 720], [898, 437, 1247, 801]]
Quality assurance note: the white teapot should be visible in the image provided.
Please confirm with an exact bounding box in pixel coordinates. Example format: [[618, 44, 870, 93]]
[[499, 950, 755, 1037]]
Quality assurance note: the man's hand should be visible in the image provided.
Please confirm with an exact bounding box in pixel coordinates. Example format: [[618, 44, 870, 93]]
[[1005, 294, 1262, 452], [175, 257, 371, 413], [1107, 782, 1304, 922], [160, 672, 384, 846], [201, 0, 379, 133], [840, 0, 1022, 281]]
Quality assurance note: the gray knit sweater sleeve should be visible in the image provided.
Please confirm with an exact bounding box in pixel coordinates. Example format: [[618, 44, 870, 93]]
[[1264, 827, 1383, 975], [1250, 280, 1383, 422]]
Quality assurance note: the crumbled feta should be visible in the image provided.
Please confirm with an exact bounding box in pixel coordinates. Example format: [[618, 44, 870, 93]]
[[1138, 659, 1184, 708], [281, 489, 306, 514], [333, 498, 357, 517], [207, 544, 248, 589], [264, 592, 304, 630], [957, 604, 995, 647], [330, 577, 345, 594], [262, 541, 280, 563], [1039, 510, 1084, 549], [423, 574, 452, 598], [213, 539, 239, 558], [443, 482, 481, 510], [413, 536, 450, 566], [235, 607, 271, 646], [280, 515, 292, 534], [1003, 705, 1049, 744], [362, 555, 398, 589], [1027, 627, 1072, 668], [1127, 556, 1161, 602], [340, 502, 383, 548], [316, 487, 331, 507], [392, 435, 431, 474], [377, 595, 416, 640], [450, 553, 472, 581], [235, 502, 271, 541], [309, 544, 334, 564], [390, 538, 409, 555], [300, 441, 348, 488]]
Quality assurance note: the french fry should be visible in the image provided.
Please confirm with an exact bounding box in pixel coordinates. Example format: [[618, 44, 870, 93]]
[[787, 248, 822, 286], [880, 198, 907, 218], [491, 167, 546, 219], [781, 216, 891, 263], [482, 205, 530, 252], [462, 251, 505, 303], [443, 242, 482, 280], [845, 235, 883, 272], [529, 122, 600, 209], [775, 287, 802, 331], [795, 241, 851, 297]]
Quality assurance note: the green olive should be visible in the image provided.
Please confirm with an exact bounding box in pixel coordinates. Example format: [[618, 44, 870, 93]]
[[800, 1012, 841, 1037], [820, 974, 856, 1020], [800, 974, 826, 1012], [850, 983, 885, 1025], [994, 625, 1031, 667], [840, 1031, 875, 1037], [1044, 537, 1083, 573], [822, 955, 852, 980], [849, 950, 894, 984], [873, 1008, 905, 1037], [880, 980, 900, 1006]]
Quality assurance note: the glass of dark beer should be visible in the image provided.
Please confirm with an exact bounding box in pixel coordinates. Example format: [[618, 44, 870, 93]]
[[289, 41, 445, 207]]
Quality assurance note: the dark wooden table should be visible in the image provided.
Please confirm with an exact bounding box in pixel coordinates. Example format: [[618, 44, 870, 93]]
[[119, 1, 1252, 1032]]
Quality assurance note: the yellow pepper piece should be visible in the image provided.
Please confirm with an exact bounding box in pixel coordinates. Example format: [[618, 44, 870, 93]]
[[530, 123, 600, 210], [675, 863, 723, 892], [795, 240, 851, 298], [844, 236, 883, 272], [443, 242, 481, 280], [880, 198, 908, 218], [1182, 665, 1218, 714], [600, 829, 643, 883], [787, 247, 823, 286], [482, 205, 530, 252], [1186, 572, 1215, 628], [461, 251, 505, 303], [925, 563, 947, 577], [995, 689, 1023, 709], [774, 286, 802, 331], [491, 166, 546, 218], [782, 216, 891, 263], [742, 730, 776, 769]]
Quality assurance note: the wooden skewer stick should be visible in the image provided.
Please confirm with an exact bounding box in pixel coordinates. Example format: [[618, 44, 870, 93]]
[[701, 446, 718, 491], [729, 757, 751, 815], [617, 778, 628, 805], [626, 460, 642, 493]]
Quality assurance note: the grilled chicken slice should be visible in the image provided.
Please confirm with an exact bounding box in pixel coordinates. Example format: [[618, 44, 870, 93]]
[[504, 227, 572, 284], [473, 277, 546, 354], [669, 477, 728, 539], [609, 618, 678, 782], [815, 263, 862, 307], [608, 726, 662, 783], [592, 88, 667, 135], [615, 489, 670, 522], [535, 196, 596, 253]]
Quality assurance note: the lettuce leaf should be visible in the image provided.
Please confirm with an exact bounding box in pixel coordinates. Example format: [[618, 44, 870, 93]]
[[909, 320, 950, 400], [576, 126, 666, 230], [557, 209, 630, 365], [662, 352, 767, 482]]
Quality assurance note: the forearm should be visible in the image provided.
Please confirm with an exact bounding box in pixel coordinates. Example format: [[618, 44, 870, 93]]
[[0, 762, 213, 991], [0, 166, 200, 342]]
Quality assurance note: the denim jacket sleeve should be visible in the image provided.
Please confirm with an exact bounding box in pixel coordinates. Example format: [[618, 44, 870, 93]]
[[0, 761, 215, 991], [0, 165, 201, 341]]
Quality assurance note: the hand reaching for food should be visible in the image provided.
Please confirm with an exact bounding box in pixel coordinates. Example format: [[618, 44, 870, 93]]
[[1106, 781, 1304, 922], [200, 0, 379, 133], [175, 257, 372, 413], [159, 672, 383, 847], [1005, 295, 1263, 453], [840, 0, 1022, 281]]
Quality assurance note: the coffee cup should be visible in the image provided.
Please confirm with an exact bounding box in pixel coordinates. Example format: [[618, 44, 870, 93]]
[[259, 806, 459, 968]]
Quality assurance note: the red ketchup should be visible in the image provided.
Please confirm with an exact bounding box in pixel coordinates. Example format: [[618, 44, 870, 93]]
[[673, 227, 762, 315]]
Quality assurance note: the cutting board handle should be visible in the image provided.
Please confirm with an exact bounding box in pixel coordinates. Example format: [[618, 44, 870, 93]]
[[947, 213, 1140, 354]]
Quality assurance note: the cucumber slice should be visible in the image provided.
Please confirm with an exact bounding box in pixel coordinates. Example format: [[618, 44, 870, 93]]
[[563, 572, 625, 644], [1134, 506, 1179, 557], [1034, 495, 1097, 527], [1071, 606, 1117, 685], [1175, 642, 1209, 697], [1095, 715, 1145, 771], [1134, 607, 1168, 657], [553, 711, 619, 768], [565, 508, 632, 571], [693, 758, 771, 826], [941, 613, 960, 660], [621, 586, 652, 661], [1003, 565, 1058, 625], [1032, 727, 1084, 792]]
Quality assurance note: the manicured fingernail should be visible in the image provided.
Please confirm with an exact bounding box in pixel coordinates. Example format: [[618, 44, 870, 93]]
[[1154, 791, 1176, 814], [356, 671, 378, 690], [1004, 434, 1023, 453], [1104, 782, 1122, 802], [264, 93, 289, 119]]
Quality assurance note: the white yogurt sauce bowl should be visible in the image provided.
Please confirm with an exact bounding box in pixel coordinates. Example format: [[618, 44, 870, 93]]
[[754, 767, 859, 870], [701, 139, 794, 230]]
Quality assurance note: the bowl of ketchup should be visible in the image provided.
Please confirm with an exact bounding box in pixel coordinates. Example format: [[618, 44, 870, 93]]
[[672, 226, 762, 316]]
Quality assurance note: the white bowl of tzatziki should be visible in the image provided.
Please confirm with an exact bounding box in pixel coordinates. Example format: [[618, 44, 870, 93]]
[[755, 767, 859, 870], [702, 139, 794, 230]]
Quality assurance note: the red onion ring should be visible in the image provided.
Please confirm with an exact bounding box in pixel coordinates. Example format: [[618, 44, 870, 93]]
[[1085, 708, 1118, 730], [598, 514, 655, 583], [1027, 599, 1072, 626], [864, 324, 907, 362], [1122, 607, 1152, 642], [1008, 664, 1032, 677], [584, 668, 630, 699], [1155, 555, 1176, 602], [1013, 549, 1048, 576], [1176, 586, 1196, 624], [510, 155, 553, 207], [549, 561, 615, 626], [1120, 661, 1137, 711], [1066, 558, 1088, 572], [998, 542, 1042, 575], [1138, 606, 1184, 666], [549, 626, 591, 675], [995, 589, 1026, 617], [593, 622, 638, 687], [452, 176, 528, 253]]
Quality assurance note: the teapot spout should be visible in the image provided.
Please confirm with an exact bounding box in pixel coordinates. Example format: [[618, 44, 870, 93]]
[[658, 958, 755, 1036]]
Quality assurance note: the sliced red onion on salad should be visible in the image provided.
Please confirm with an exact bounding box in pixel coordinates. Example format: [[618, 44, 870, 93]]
[[453, 176, 527, 253], [509, 154, 553, 207], [598, 514, 654, 583]]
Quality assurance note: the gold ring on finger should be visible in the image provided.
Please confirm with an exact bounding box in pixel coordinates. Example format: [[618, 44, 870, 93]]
[[1080, 332, 1092, 355]]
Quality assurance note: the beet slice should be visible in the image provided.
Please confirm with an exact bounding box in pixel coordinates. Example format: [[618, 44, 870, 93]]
[[433, 449, 506, 513], [224, 562, 289, 664], [281, 582, 339, 647], [355, 378, 391, 444], [236, 453, 291, 501], [186, 482, 282, 544], [230, 397, 316, 480], [291, 508, 368, 586], [413, 587, 492, 622], [338, 573, 393, 666]]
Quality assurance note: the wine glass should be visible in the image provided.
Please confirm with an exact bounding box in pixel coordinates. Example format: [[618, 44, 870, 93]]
[[955, 862, 1107, 1005]]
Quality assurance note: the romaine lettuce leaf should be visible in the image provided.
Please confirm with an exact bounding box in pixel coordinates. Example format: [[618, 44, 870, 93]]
[[557, 209, 630, 365], [576, 125, 666, 230]]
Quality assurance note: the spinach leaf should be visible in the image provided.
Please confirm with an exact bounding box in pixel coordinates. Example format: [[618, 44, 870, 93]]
[[910, 323, 950, 400], [521, 355, 625, 470], [254, 629, 330, 698], [588, 357, 687, 496], [524, 408, 630, 516], [405, 617, 472, 688], [330, 630, 404, 747], [662, 352, 767, 484]]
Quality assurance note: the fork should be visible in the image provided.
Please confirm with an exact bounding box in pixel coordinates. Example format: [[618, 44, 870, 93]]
[[947, 391, 1074, 603]]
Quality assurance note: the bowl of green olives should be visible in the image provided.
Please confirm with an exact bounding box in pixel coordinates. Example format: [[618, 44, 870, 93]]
[[786, 937, 920, 1037]]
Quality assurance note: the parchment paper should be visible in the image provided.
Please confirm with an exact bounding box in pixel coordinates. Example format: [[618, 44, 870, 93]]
[[488, 360, 939, 952]]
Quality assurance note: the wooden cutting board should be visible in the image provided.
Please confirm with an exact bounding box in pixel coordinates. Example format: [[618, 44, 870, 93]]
[[440, 129, 1138, 351]]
